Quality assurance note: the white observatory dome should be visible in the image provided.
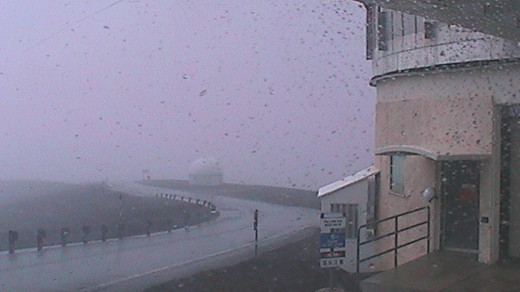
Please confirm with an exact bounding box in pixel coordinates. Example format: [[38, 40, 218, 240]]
[[188, 157, 223, 186]]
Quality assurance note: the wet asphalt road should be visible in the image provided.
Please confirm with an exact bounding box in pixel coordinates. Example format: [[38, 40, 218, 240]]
[[0, 182, 319, 292]]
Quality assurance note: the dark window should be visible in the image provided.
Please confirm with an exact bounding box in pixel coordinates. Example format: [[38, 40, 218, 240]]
[[378, 10, 389, 51], [424, 21, 437, 39], [366, 4, 376, 60]]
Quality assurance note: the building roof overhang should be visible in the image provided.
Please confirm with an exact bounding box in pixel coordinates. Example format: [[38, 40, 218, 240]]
[[355, 0, 520, 43], [375, 145, 490, 161], [317, 166, 380, 198]]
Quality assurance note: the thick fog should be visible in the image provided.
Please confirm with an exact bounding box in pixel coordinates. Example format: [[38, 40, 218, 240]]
[[0, 0, 374, 189]]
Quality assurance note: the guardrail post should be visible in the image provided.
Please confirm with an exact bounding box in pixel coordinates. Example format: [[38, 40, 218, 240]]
[[8, 230, 18, 254], [37, 229, 46, 251], [146, 220, 152, 236], [167, 218, 173, 233], [101, 224, 108, 242], [61, 227, 70, 247], [184, 211, 189, 228], [82, 225, 91, 244], [118, 222, 125, 240]]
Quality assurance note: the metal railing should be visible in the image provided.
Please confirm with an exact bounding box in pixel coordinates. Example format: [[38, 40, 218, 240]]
[[356, 206, 430, 274], [1, 192, 218, 254]]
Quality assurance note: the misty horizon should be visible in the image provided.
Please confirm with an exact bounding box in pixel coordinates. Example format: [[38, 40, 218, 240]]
[[0, 0, 374, 190]]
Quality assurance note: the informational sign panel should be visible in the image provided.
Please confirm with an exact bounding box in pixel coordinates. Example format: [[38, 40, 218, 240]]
[[320, 216, 346, 230], [320, 232, 346, 249], [320, 256, 345, 268], [320, 212, 347, 268], [321, 250, 346, 258]]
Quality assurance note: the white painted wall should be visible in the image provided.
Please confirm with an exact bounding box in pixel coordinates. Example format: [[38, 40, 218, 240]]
[[320, 179, 380, 273]]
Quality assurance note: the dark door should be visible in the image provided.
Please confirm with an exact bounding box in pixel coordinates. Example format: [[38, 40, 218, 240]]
[[442, 160, 480, 252]]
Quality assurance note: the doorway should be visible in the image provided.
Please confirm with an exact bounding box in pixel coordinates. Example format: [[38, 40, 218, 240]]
[[502, 107, 520, 258], [441, 160, 480, 253]]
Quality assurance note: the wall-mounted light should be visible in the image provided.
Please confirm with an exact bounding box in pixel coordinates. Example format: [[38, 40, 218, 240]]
[[422, 187, 437, 203]]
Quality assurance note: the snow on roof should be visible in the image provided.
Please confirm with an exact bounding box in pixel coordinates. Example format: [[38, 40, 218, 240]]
[[317, 166, 380, 198]]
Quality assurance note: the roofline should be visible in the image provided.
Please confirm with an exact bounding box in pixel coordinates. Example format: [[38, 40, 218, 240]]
[[370, 58, 520, 87], [375, 145, 490, 161], [375, 145, 438, 160], [317, 166, 380, 198]]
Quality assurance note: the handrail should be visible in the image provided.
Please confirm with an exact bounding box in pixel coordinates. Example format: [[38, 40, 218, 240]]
[[356, 206, 430, 274]]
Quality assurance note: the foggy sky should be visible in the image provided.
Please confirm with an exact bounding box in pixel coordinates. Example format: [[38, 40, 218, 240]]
[[0, 0, 375, 189]]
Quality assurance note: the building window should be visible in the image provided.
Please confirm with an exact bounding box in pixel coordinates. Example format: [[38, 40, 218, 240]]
[[377, 10, 389, 51], [390, 155, 405, 195], [366, 174, 379, 237], [365, 4, 376, 60], [403, 13, 415, 36], [330, 203, 358, 239]]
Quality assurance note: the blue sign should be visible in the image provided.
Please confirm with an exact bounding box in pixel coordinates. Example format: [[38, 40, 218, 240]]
[[320, 232, 346, 249]]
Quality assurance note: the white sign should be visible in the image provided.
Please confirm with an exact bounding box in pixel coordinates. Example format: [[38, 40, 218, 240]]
[[320, 213, 346, 232], [320, 257, 345, 268], [321, 212, 345, 219], [321, 217, 346, 230], [320, 212, 347, 268]]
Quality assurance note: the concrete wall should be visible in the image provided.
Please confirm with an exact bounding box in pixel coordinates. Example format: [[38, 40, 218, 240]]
[[373, 64, 509, 266], [374, 155, 436, 270], [367, 4, 520, 270], [375, 68, 495, 158]]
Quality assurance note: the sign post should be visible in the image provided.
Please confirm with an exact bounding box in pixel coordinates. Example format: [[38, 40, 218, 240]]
[[254, 209, 258, 256], [8, 230, 18, 254], [320, 212, 347, 290]]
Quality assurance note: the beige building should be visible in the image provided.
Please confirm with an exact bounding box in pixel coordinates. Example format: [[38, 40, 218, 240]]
[[318, 1, 520, 276], [363, 1, 520, 269]]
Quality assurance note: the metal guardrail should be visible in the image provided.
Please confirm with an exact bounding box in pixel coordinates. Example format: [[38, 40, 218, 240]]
[[2, 193, 217, 254], [356, 206, 430, 274]]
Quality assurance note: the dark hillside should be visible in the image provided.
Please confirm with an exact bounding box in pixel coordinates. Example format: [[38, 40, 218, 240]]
[[0, 180, 76, 206], [142, 180, 320, 209], [0, 183, 216, 251]]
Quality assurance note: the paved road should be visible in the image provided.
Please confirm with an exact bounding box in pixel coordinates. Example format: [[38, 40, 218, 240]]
[[0, 182, 319, 291]]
